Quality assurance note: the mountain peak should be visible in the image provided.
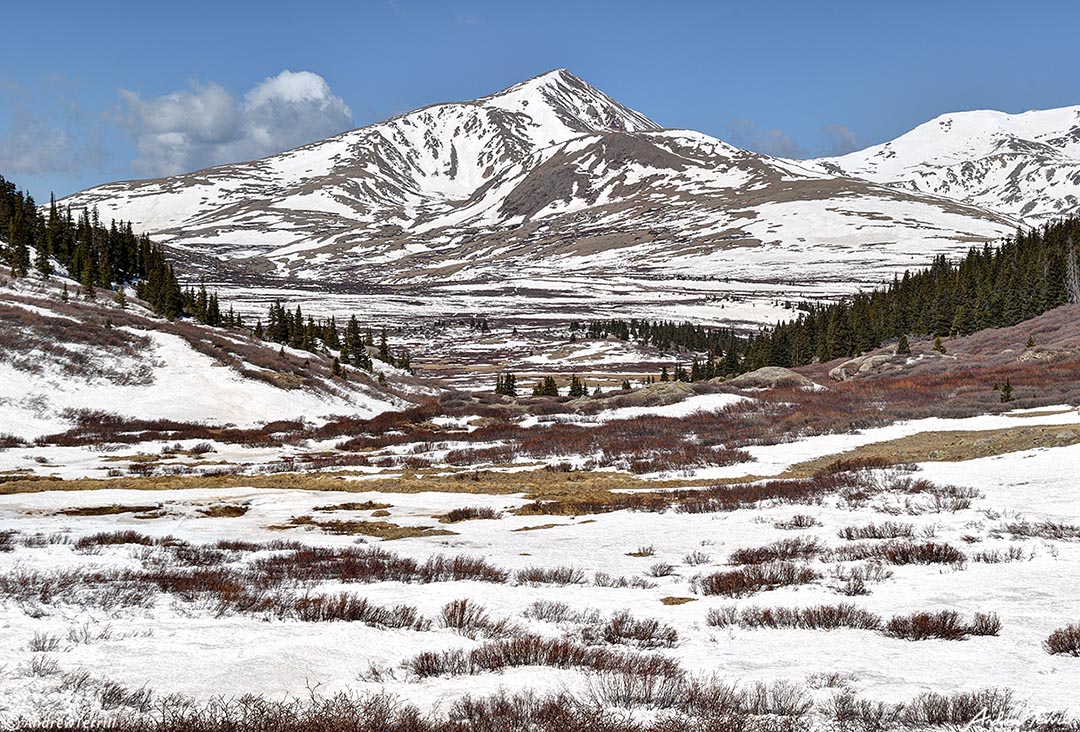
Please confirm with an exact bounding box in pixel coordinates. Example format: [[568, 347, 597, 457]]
[[484, 68, 660, 134]]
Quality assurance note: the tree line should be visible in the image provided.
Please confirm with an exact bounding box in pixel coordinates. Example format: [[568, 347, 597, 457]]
[[577, 218, 1080, 384], [740, 218, 1080, 371], [1, 174, 185, 318], [1, 173, 412, 374]]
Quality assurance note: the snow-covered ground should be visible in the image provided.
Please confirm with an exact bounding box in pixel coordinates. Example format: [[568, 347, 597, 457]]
[[4, 425, 1080, 722], [0, 276, 405, 441]]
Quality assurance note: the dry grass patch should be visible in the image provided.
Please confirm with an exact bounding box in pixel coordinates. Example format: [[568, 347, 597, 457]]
[[511, 523, 567, 532], [313, 501, 392, 512], [277, 515, 456, 540], [197, 504, 249, 518], [660, 596, 696, 606], [0, 468, 721, 502], [791, 425, 1080, 474], [58, 504, 161, 517]]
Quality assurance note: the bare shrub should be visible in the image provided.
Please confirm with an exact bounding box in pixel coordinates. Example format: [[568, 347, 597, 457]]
[[728, 537, 823, 565], [1000, 521, 1080, 540], [683, 551, 711, 565], [440, 599, 517, 639], [27, 632, 63, 652], [282, 593, 427, 629], [904, 687, 1015, 726], [407, 633, 682, 681], [972, 546, 1030, 563], [706, 604, 881, 631], [1046, 623, 1080, 656], [829, 540, 966, 566], [590, 611, 678, 649], [969, 612, 1002, 636], [441, 506, 503, 523], [593, 572, 656, 589], [826, 689, 906, 730], [647, 562, 674, 578], [885, 610, 966, 641], [523, 600, 601, 626], [98, 679, 154, 712], [838, 522, 915, 541], [588, 660, 686, 708], [25, 655, 61, 677], [75, 531, 161, 549], [696, 562, 819, 597], [775, 514, 821, 530], [828, 562, 894, 596], [515, 566, 586, 585]]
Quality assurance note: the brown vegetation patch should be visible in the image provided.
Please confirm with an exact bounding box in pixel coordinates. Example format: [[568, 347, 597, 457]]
[[511, 523, 567, 532], [58, 504, 162, 517], [198, 504, 249, 518], [790, 425, 1080, 474], [660, 596, 697, 606], [313, 501, 392, 512], [278, 515, 456, 540]]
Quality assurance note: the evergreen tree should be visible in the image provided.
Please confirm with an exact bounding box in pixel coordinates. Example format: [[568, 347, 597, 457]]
[[568, 374, 587, 398], [1000, 377, 1014, 403], [895, 334, 911, 355], [495, 373, 518, 396], [532, 376, 559, 397], [932, 335, 946, 354], [378, 328, 392, 365]]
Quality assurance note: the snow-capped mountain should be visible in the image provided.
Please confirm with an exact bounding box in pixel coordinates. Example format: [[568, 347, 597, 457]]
[[814, 106, 1080, 225], [62, 70, 1015, 286]]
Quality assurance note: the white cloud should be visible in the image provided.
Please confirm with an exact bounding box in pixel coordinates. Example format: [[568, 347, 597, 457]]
[[0, 80, 104, 177], [120, 70, 353, 176], [822, 123, 867, 156], [724, 118, 806, 159]]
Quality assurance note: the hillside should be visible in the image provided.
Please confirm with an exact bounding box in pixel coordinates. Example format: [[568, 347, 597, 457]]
[[814, 105, 1080, 224], [60, 70, 1014, 289], [0, 272, 410, 442]]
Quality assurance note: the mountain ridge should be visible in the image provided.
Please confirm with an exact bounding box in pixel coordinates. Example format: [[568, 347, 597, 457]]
[[812, 105, 1080, 224], [60, 70, 1018, 289]]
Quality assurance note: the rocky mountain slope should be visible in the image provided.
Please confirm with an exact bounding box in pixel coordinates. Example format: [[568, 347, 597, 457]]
[[814, 106, 1080, 225], [61, 70, 1014, 288]]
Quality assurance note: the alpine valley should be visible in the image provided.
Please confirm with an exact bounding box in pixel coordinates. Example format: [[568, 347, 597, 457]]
[[8, 63, 1080, 730]]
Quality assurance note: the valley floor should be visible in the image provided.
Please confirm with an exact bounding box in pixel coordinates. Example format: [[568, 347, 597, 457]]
[[3, 411, 1080, 727]]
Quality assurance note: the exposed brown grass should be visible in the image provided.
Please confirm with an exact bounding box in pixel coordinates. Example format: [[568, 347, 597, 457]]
[[791, 425, 1080, 474], [198, 504, 249, 518], [313, 501, 392, 512], [277, 515, 456, 540], [58, 504, 162, 516], [659, 596, 696, 606]]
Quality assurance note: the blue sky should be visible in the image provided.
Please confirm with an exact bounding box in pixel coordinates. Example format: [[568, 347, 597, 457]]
[[3, 0, 1079, 199]]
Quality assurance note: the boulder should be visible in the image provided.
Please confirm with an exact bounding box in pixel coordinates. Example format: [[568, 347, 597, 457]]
[[724, 367, 817, 390], [828, 354, 896, 381]]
